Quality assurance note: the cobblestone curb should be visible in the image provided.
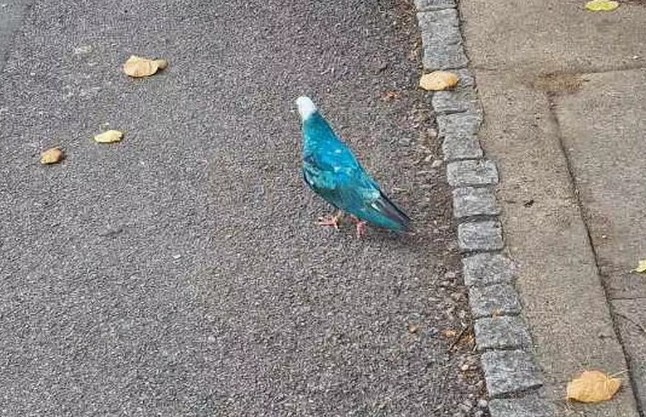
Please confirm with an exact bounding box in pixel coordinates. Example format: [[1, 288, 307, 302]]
[[414, 1, 556, 415]]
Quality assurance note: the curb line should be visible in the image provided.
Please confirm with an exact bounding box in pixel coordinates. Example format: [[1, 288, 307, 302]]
[[413, 0, 557, 415]]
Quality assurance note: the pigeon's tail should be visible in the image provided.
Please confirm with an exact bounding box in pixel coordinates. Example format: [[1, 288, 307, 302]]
[[296, 96, 317, 121], [370, 191, 412, 232]]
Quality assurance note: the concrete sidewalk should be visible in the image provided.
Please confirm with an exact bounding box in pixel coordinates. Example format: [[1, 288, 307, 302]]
[[461, 0, 646, 415]]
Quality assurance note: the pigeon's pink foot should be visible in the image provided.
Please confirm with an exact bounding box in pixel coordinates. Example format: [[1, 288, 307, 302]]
[[317, 212, 342, 230], [355, 221, 367, 238], [349, 216, 368, 238]]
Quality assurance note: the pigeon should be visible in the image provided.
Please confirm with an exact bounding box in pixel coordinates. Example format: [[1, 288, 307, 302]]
[[296, 96, 411, 237]]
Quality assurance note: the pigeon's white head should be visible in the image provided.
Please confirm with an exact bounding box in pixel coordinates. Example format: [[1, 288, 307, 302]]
[[296, 96, 317, 121]]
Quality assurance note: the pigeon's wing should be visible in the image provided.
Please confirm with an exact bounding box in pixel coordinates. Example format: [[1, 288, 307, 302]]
[[303, 147, 410, 231], [341, 173, 411, 232], [302, 151, 350, 210]]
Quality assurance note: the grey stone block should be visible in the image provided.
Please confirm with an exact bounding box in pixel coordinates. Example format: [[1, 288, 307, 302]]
[[469, 283, 520, 318], [458, 220, 503, 252], [422, 41, 469, 72], [481, 350, 543, 398], [489, 392, 556, 417], [475, 316, 532, 351], [437, 111, 481, 137], [453, 187, 499, 218], [433, 86, 481, 115], [417, 10, 469, 70], [432, 71, 481, 115], [463, 253, 516, 287], [446, 68, 476, 86], [417, 9, 461, 44], [446, 160, 499, 186], [437, 112, 483, 161], [414, 0, 456, 11], [442, 132, 483, 161]]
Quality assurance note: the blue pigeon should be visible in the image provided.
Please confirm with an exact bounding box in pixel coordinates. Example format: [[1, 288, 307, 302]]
[[296, 96, 411, 237]]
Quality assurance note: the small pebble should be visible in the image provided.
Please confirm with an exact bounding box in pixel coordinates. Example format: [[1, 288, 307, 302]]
[[458, 400, 473, 412]]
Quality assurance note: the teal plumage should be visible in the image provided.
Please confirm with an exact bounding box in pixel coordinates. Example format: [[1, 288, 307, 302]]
[[296, 96, 411, 233]]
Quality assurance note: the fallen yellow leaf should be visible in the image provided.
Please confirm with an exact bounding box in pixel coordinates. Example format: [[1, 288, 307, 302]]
[[40, 147, 64, 164], [94, 130, 123, 143], [585, 0, 619, 11], [634, 260, 646, 273], [123, 55, 168, 78], [566, 370, 621, 403], [419, 71, 459, 91]]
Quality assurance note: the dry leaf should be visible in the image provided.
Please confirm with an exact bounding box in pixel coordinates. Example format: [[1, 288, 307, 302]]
[[633, 260, 646, 273], [407, 323, 419, 334], [566, 370, 621, 403], [419, 71, 459, 91], [40, 147, 64, 164], [94, 130, 123, 143], [123, 55, 168, 78], [585, 0, 619, 11]]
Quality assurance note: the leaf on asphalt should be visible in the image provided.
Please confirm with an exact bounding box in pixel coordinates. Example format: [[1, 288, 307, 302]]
[[123, 55, 168, 78], [566, 370, 621, 403], [419, 71, 459, 91], [40, 147, 64, 164], [94, 130, 123, 143], [585, 0, 619, 11], [633, 260, 646, 273]]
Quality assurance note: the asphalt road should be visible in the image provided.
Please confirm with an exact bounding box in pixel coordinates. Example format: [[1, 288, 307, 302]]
[[0, 1, 483, 415]]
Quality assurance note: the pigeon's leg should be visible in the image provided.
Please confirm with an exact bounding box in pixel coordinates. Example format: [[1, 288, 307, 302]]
[[317, 211, 343, 230], [355, 221, 367, 238], [349, 215, 368, 238]]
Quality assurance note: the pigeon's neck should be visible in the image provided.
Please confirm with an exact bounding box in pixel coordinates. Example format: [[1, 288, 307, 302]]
[[302, 113, 341, 151]]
